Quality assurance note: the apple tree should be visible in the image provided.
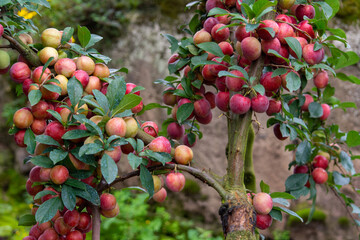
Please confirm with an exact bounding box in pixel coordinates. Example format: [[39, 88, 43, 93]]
[[0, 0, 359, 239]]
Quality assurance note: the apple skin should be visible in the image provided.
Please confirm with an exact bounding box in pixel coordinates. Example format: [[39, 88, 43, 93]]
[[149, 136, 171, 154], [241, 37, 261, 61], [229, 94, 251, 115], [313, 70, 328, 89], [319, 103, 331, 121], [9, 62, 31, 84], [266, 99, 281, 116], [50, 165, 69, 185], [253, 192, 273, 215], [303, 44, 325, 65], [257, 20, 279, 40], [174, 145, 193, 165], [225, 70, 245, 91], [297, 20, 315, 40], [193, 29, 212, 45], [54, 58, 77, 77], [141, 121, 159, 137], [273, 123, 288, 140], [260, 72, 282, 92], [165, 172, 186, 192], [167, 122, 185, 140], [296, 4, 315, 21], [211, 24, 230, 43], [215, 91, 230, 112], [251, 95, 269, 113], [279, 0, 295, 9], [13, 107, 33, 129], [153, 188, 167, 203], [41, 28, 62, 48], [300, 94, 314, 111], [312, 167, 328, 184], [256, 214, 273, 230], [313, 155, 329, 169], [293, 165, 309, 174]]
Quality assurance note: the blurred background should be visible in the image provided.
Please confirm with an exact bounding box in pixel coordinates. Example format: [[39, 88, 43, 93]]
[[0, 0, 360, 239]]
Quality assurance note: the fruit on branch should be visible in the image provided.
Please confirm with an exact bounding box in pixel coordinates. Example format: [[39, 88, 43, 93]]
[[261, 38, 281, 56], [312, 167, 328, 184], [211, 24, 230, 42], [273, 123, 288, 140], [39, 167, 51, 181], [0, 24, 3, 37], [229, 94, 251, 115], [153, 175, 164, 193], [256, 214, 273, 230], [319, 103, 331, 121], [77, 212, 92, 231], [26, 178, 44, 196], [100, 193, 117, 211], [50, 165, 69, 185], [293, 165, 309, 174], [101, 203, 120, 218], [313, 70, 329, 89], [10, 62, 31, 83], [303, 44, 325, 65], [32, 66, 51, 84], [41, 28, 62, 48], [55, 75, 69, 95], [162, 87, 177, 106], [225, 70, 245, 91], [93, 63, 110, 78], [19, 33, 33, 45], [183, 134, 196, 148], [215, 91, 230, 112], [54, 217, 72, 235], [205, 0, 225, 12], [277, 23, 295, 44], [38, 228, 58, 240], [0, 50, 10, 69], [300, 94, 314, 111], [241, 37, 262, 61], [260, 72, 282, 92], [166, 172, 186, 192], [251, 94, 269, 113], [167, 122, 185, 140], [266, 99, 281, 116], [131, 101, 143, 113], [39, 47, 59, 66], [72, 70, 89, 88], [54, 58, 77, 78], [76, 56, 95, 75], [194, 98, 211, 118], [104, 146, 122, 163], [297, 20, 315, 40], [235, 24, 252, 42], [174, 145, 194, 165], [203, 17, 219, 33], [313, 155, 329, 169], [257, 20, 279, 40], [153, 188, 167, 203], [193, 29, 212, 45], [64, 210, 80, 228], [124, 117, 138, 138], [296, 4, 315, 21], [66, 230, 84, 240], [125, 83, 140, 95], [149, 136, 171, 154], [141, 121, 159, 137], [218, 41, 234, 55], [253, 192, 273, 215], [278, 0, 295, 9], [105, 117, 127, 137], [13, 107, 34, 129]]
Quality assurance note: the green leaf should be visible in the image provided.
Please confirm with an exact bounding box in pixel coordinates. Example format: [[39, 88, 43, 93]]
[[285, 37, 302, 59], [274, 206, 303, 222], [61, 185, 76, 211], [43, 84, 62, 94], [162, 34, 179, 54], [18, 214, 36, 226], [73, 115, 103, 140], [325, 0, 339, 18], [208, 7, 229, 16], [285, 174, 309, 191], [28, 90, 42, 106], [270, 192, 296, 199], [112, 94, 142, 116], [35, 197, 63, 224], [141, 150, 172, 165], [267, 49, 289, 63], [346, 130, 360, 148], [197, 42, 224, 57], [61, 27, 74, 45], [310, 64, 336, 76], [47, 109, 63, 123], [36, 135, 61, 147], [140, 165, 154, 198], [189, 14, 200, 34], [336, 72, 360, 85], [128, 153, 143, 170], [260, 180, 270, 193], [65, 178, 87, 190], [101, 154, 118, 184], [31, 155, 54, 168], [49, 149, 68, 164], [334, 51, 360, 70], [79, 143, 104, 156], [253, 84, 265, 96], [62, 130, 92, 140], [269, 209, 282, 221], [295, 140, 311, 165], [340, 151, 355, 175], [272, 68, 288, 77], [272, 198, 290, 207], [177, 103, 194, 124], [308, 102, 323, 118], [77, 25, 91, 48], [316, 1, 333, 20], [24, 128, 35, 154], [92, 89, 109, 114], [0, 0, 12, 7], [67, 76, 83, 106], [86, 34, 103, 49], [70, 147, 97, 166], [107, 76, 126, 110], [285, 72, 301, 92], [333, 171, 350, 186], [34, 190, 57, 200], [73, 184, 100, 206], [253, 0, 277, 17], [245, 23, 260, 32]]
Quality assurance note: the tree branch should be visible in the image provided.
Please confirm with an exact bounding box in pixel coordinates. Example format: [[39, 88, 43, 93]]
[[244, 125, 256, 192], [0, 44, 12, 49], [91, 204, 101, 240], [99, 163, 228, 200], [2, 33, 41, 67]]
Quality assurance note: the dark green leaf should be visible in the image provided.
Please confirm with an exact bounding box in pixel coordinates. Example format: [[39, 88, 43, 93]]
[[340, 151, 355, 175], [36, 135, 61, 147], [18, 214, 36, 226], [333, 171, 350, 186], [112, 94, 142, 116], [61, 185, 76, 211], [73, 184, 100, 206], [346, 130, 360, 148], [31, 155, 54, 168], [35, 197, 63, 224], [260, 180, 270, 193], [61, 27, 74, 45], [93, 89, 109, 114], [28, 90, 42, 106], [162, 34, 179, 54], [308, 102, 323, 118], [285, 37, 302, 59], [269, 209, 282, 221], [49, 149, 68, 164], [177, 103, 194, 124], [73, 115, 103, 140], [70, 147, 97, 166], [140, 165, 154, 198], [253, 84, 265, 96], [77, 25, 91, 48], [197, 42, 224, 57], [46, 109, 63, 123], [295, 140, 311, 165], [141, 150, 172, 165], [285, 174, 309, 191], [270, 192, 296, 199], [274, 206, 303, 222], [34, 190, 57, 200], [79, 143, 104, 156], [208, 7, 229, 16], [272, 68, 288, 77], [285, 72, 301, 92], [62, 130, 92, 140], [67, 76, 83, 106], [272, 198, 290, 207], [101, 154, 118, 184], [189, 14, 200, 34], [65, 178, 87, 190], [86, 34, 103, 49], [334, 51, 360, 70], [128, 153, 143, 170], [24, 128, 35, 154]]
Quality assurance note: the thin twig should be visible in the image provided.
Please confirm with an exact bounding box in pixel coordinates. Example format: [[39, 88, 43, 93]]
[[0, 44, 12, 49]]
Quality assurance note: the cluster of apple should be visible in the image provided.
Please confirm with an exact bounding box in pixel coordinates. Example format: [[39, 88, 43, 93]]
[[0, 24, 198, 239], [248, 192, 274, 230], [294, 150, 331, 186], [161, 0, 331, 144]]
